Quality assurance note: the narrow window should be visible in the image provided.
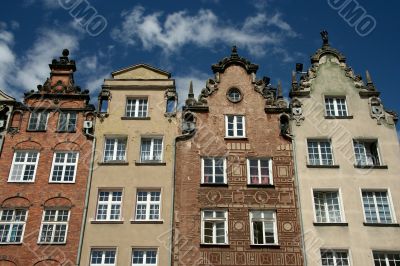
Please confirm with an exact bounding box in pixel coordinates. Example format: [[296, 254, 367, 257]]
[[362, 190, 394, 224], [166, 98, 176, 113], [38, 209, 69, 244], [354, 140, 381, 166], [28, 111, 48, 131], [201, 210, 228, 244], [58, 112, 77, 132], [225, 115, 245, 137], [250, 210, 277, 245]]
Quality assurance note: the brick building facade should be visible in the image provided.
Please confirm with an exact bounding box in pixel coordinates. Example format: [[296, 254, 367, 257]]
[[0, 50, 95, 266], [173, 47, 303, 266]]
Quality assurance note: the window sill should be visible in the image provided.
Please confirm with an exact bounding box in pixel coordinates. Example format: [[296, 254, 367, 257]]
[[121, 117, 150, 120], [135, 161, 166, 166], [130, 220, 164, 224], [200, 183, 228, 187], [90, 220, 124, 224], [0, 242, 23, 245], [250, 244, 280, 249], [324, 116, 353, 119], [98, 161, 129, 166], [306, 164, 340, 169], [37, 242, 66, 245], [354, 165, 388, 169], [363, 223, 399, 227], [247, 184, 275, 188], [224, 137, 248, 140], [200, 243, 230, 248], [314, 222, 348, 226], [48, 181, 76, 184], [26, 129, 47, 132], [55, 130, 76, 133], [7, 180, 34, 183]]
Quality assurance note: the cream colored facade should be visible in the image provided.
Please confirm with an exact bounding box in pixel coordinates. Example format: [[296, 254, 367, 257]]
[[80, 64, 178, 265], [291, 39, 400, 265]]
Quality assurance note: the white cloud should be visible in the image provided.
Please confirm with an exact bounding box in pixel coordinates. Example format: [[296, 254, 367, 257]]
[[111, 6, 297, 57], [0, 24, 16, 96], [80, 55, 98, 72]]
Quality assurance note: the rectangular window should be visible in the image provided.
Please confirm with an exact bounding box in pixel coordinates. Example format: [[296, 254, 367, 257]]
[[90, 249, 117, 265], [0, 209, 27, 244], [126, 98, 148, 118], [132, 249, 157, 265], [321, 250, 350, 266], [135, 191, 161, 221], [201, 210, 228, 244], [247, 158, 273, 185], [373, 252, 400, 266], [362, 191, 394, 224], [353, 140, 381, 166], [225, 115, 245, 137], [307, 140, 334, 166], [313, 191, 343, 223], [57, 112, 77, 132], [201, 157, 226, 184], [96, 191, 122, 221], [28, 111, 48, 131], [38, 209, 69, 244], [140, 138, 163, 162], [325, 97, 348, 117], [8, 151, 39, 182], [250, 210, 277, 245], [50, 152, 79, 183], [103, 138, 127, 162]]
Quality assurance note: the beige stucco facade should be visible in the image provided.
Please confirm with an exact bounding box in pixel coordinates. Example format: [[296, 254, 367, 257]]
[[80, 64, 178, 265], [290, 40, 400, 265]]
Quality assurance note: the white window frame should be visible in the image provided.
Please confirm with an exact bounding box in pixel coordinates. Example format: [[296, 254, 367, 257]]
[[49, 151, 79, 183], [249, 210, 278, 245], [307, 139, 334, 166], [90, 248, 117, 266], [353, 139, 381, 166], [246, 158, 273, 185], [57, 111, 77, 132], [103, 137, 127, 162], [373, 251, 400, 266], [201, 210, 228, 245], [28, 111, 49, 131], [360, 189, 396, 224], [8, 151, 40, 182], [312, 189, 345, 223], [320, 249, 351, 266], [95, 190, 123, 221], [201, 157, 227, 184], [140, 137, 163, 162], [132, 248, 158, 266], [126, 98, 149, 118], [225, 115, 246, 138], [38, 209, 70, 244], [324, 97, 348, 117], [0, 209, 28, 244], [135, 190, 162, 221]]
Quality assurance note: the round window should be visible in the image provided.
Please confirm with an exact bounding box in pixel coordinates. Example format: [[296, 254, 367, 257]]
[[227, 88, 242, 103]]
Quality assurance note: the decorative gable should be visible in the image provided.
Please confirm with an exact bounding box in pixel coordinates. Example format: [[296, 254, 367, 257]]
[[111, 64, 171, 80]]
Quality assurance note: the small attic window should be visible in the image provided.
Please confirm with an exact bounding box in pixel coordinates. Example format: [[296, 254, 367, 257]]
[[99, 99, 108, 113], [166, 98, 176, 113]]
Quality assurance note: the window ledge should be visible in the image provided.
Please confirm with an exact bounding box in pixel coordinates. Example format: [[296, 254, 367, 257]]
[[354, 165, 388, 169], [48, 182, 76, 184], [306, 164, 340, 169], [200, 183, 228, 187], [314, 222, 348, 226], [247, 184, 275, 188], [55, 130, 76, 133], [250, 244, 280, 249], [130, 220, 164, 224], [26, 129, 47, 132], [224, 137, 248, 140], [0, 242, 23, 245], [98, 161, 129, 166], [324, 115, 354, 119], [90, 220, 124, 224], [200, 243, 230, 248], [135, 161, 166, 166], [121, 117, 150, 120], [7, 181, 34, 183], [37, 242, 66, 245], [363, 222, 399, 227]]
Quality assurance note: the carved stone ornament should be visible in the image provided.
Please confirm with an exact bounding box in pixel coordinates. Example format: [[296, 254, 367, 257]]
[[290, 98, 305, 126], [197, 78, 218, 105], [369, 96, 385, 125]]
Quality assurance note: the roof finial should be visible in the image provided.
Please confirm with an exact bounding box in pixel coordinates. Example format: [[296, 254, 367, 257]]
[[188, 80, 194, 98], [277, 80, 283, 98], [231, 45, 238, 58], [320, 30, 329, 46], [62, 49, 69, 57], [366, 70, 373, 85]]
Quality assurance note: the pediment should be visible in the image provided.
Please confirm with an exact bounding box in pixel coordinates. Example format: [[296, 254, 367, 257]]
[[0, 89, 16, 102], [111, 64, 171, 80]]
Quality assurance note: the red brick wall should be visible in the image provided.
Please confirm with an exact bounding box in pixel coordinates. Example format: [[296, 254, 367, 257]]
[[0, 97, 93, 266], [173, 65, 303, 266]]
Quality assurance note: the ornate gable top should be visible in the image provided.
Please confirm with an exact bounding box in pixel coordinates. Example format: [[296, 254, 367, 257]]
[[310, 30, 346, 63], [49, 49, 76, 71], [211, 46, 259, 74]]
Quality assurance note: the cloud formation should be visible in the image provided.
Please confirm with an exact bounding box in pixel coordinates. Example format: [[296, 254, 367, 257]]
[[111, 6, 297, 57]]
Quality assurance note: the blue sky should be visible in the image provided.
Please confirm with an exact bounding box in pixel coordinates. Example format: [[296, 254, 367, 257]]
[[0, 0, 398, 123]]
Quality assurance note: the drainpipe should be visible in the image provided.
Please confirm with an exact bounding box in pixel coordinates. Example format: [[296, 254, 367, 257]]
[[291, 136, 308, 266], [169, 129, 195, 266], [76, 127, 96, 266]]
